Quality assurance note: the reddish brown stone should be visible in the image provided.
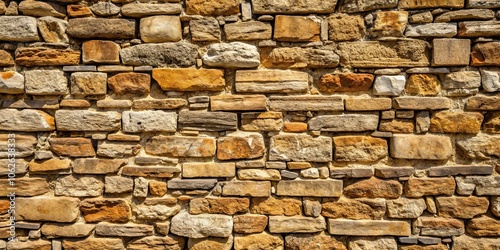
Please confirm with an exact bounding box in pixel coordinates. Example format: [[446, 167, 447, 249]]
[[318, 73, 374, 93], [29, 158, 71, 172], [467, 216, 500, 236], [217, 133, 265, 160], [67, 4, 92, 17], [405, 74, 441, 96], [233, 214, 268, 233], [15, 48, 80, 66], [405, 177, 455, 197], [82, 40, 120, 64], [429, 111, 484, 134], [108, 72, 151, 97], [344, 177, 402, 199], [250, 196, 302, 216], [80, 198, 131, 223], [49, 137, 95, 157], [437, 196, 489, 219], [471, 42, 500, 66], [274, 15, 320, 42]]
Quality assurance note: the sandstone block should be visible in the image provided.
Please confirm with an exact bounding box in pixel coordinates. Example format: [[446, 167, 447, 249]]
[[133, 198, 181, 220], [233, 215, 268, 233], [183, 162, 235, 178], [40, 223, 94, 238], [67, 18, 136, 39], [405, 74, 441, 96], [29, 158, 71, 172], [333, 136, 388, 162], [70, 72, 107, 96], [328, 219, 411, 236], [234, 232, 283, 250], [442, 71, 481, 89], [466, 96, 500, 110], [179, 111, 237, 131], [387, 198, 426, 218], [370, 11, 408, 37], [91, 2, 120, 16], [453, 234, 500, 250], [217, 132, 265, 160], [210, 95, 266, 111], [133, 99, 186, 110], [186, 0, 241, 15], [121, 3, 182, 17], [238, 169, 281, 181], [269, 216, 326, 233], [122, 111, 177, 133], [399, 0, 464, 9], [457, 135, 500, 159], [414, 217, 464, 237], [153, 68, 224, 91], [437, 196, 489, 219], [74, 159, 126, 175], [49, 137, 95, 157], [274, 15, 320, 42], [250, 196, 302, 216], [170, 211, 232, 238], [95, 223, 153, 237], [459, 21, 500, 37], [146, 135, 215, 157], [127, 236, 185, 250], [308, 114, 379, 132], [55, 175, 104, 197], [55, 110, 121, 131], [405, 177, 455, 197], [432, 38, 470, 66], [140, 16, 181, 43], [189, 198, 249, 215], [190, 18, 221, 42], [62, 238, 124, 250], [222, 181, 271, 197], [15, 48, 80, 66], [17, 197, 80, 222], [81, 198, 130, 223], [0, 109, 54, 132], [241, 112, 283, 131], [82, 40, 120, 64], [261, 47, 339, 68], [188, 236, 233, 250], [0, 16, 39, 42], [224, 21, 272, 41], [344, 177, 402, 199], [391, 135, 452, 160], [467, 216, 500, 236], [286, 232, 346, 250], [405, 23, 457, 37], [269, 96, 343, 111], [97, 141, 141, 158], [252, 0, 337, 14], [38, 16, 68, 43], [322, 199, 386, 220], [393, 97, 451, 110], [484, 112, 500, 133], [203, 42, 260, 68], [276, 180, 342, 197], [108, 72, 150, 97], [471, 42, 500, 66], [0, 178, 48, 196], [429, 111, 483, 133], [340, 0, 397, 12], [25, 69, 68, 95], [328, 14, 365, 41], [0, 71, 23, 94], [319, 73, 373, 93], [120, 43, 198, 67], [269, 134, 332, 162]]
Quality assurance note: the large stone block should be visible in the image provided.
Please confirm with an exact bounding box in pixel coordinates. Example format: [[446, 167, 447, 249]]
[[269, 134, 332, 162], [67, 18, 136, 39], [309, 114, 379, 132], [344, 177, 402, 199], [108, 72, 151, 97], [235, 70, 308, 93], [183, 163, 235, 178], [179, 111, 237, 131], [217, 132, 265, 160], [393, 97, 451, 110], [429, 111, 483, 133], [437, 196, 489, 219], [432, 38, 470, 66], [25, 69, 68, 95], [55, 110, 121, 131], [189, 197, 248, 215], [269, 96, 343, 111], [120, 42, 198, 67], [140, 16, 181, 43], [186, 0, 241, 15], [80, 198, 131, 223], [170, 211, 232, 238], [222, 181, 271, 197], [15, 48, 80, 66], [0, 16, 39, 42], [268, 216, 326, 233], [414, 217, 464, 237], [224, 21, 272, 41], [274, 15, 320, 42], [319, 73, 374, 93], [210, 95, 266, 111], [405, 177, 455, 197], [203, 42, 260, 68], [17, 197, 80, 222], [82, 40, 120, 64], [70, 72, 107, 96], [328, 14, 365, 41], [328, 219, 411, 236], [145, 136, 216, 158], [49, 137, 95, 157], [63, 238, 124, 250], [261, 47, 339, 68], [459, 21, 500, 37], [390, 135, 453, 160], [322, 199, 386, 220], [457, 135, 500, 159], [121, 3, 182, 17], [152, 68, 224, 91], [0, 178, 48, 196], [234, 232, 283, 250], [252, 0, 337, 14], [0, 109, 54, 132], [276, 180, 343, 197], [41, 223, 95, 238], [334, 136, 388, 162], [471, 42, 500, 66], [55, 175, 104, 197], [453, 234, 500, 250], [122, 111, 177, 132], [340, 0, 398, 12], [399, 0, 464, 9]]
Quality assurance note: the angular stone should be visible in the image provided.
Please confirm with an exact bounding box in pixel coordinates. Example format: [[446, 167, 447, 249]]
[[261, 47, 339, 68], [349, 237, 397, 250], [429, 111, 483, 133], [0, 159, 28, 175], [55, 175, 104, 197], [24, 69, 67, 95], [328, 219, 411, 236], [238, 169, 281, 181], [55, 110, 121, 131], [67, 18, 135, 39], [120, 42, 198, 67], [269, 216, 326, 233], [344, 177, 402, 199], [29, 158, 71, 172], [319, 73, 374, 93], [437, 196, 489, 219], [40, 223, 94, 238], [252, 0, 337, 14], [105, 176, 133, 194], [38, 16, 68, 43], [333, 136, 388, 162], [170, 211, 232, 238], [203, 42, 259, 68], [0, 71, 23, 94], [190, 18, 221, 42], [276, 180, 342, 197], [484, 112, 500, 133], [480, 68, 500, 92], [224, 21, 272, 41], [0, 51, 14, 67], [211, 95, 266, 111], [405, 74, 441, 96], [471, 42, 500, 67], [168, 179, 217, 190], [127, 235, 185, 250], [340, 0, 397, 12], [107, 72, 150, 97], [338, 40, 430, 68], [0, 134, 36, 158], [393, 97, 451, 110], [391, 135, 452, 160], [18, 1, 65, 17], [406, 177, 455, 198], [122, 111, 176, 133], [241, 112, 283, 131], [234, 232, 284, 250], [269, 96, 343, 111], [453, 234, 500, 250], [70, 72, 107, 96], [97, 141, 141, 158], [183, 162, 235, 178], [373, 75, 406, 96], [330, 167, 374, 179], [379, 119, 414, 133], [466, 96, 500, 110], [82, 40, 120, 64], [274, 15, 320, 42], [308, 114, 379, 132], [399, 0, 464, 9], [0, 16, 39, 42], [189, 198, 249, 215], [91, 2, 120, 16], [459, 21, 500, 38], [62, 238, 124, 250], [6, 240, 51, 250], [233, 214, 268, 233], [0, 109, 54, 132], [375, 166, 414, 178], [186, 0, 241, 15], [133, 198, 181, 220], [140, 16, 181, 43], [457, 135, 500, 159], [269, 134, 332, 162], [467, 216, 500, 236], [49, 137, 94, 157], [442, 71, 481, 89], [371, 11, 409, 37], [250, 196, 301, 216], [153, 68, 224, 91], [428, 165, 493, 177], [80, 198, 131, 223], [95, 223, 153, 237], [17, 197, 79, 222], [222, 181, 271, 197], [121, 3, 181, 17], [286, 233, 346, 250], [432, 38, 470, 66], [387, 198, 426, 218], [188, 236, 233, 250], [179, 111, 237, 131], [328, 14, 365, 41], [15, 48, 80, 66], [146, 135, 215, 157], [456, 176, 500, 195], [414, 217, 464, 237], [216, 132, 265, 160], [322, 199, 386, 220], [133, 99, 187, 110], [0, 178, 48, 196], [405, 23, 457, 37], [436, 9, 495, 22], [67, 4, 92, 18]]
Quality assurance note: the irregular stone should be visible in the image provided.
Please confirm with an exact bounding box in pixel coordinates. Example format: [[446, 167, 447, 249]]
[[405, 23, 457, 37], [67, 4, 92, 18], [67, 18, 135, 39], [225, 21, 272, 41], [308, 114, 379, 132], [269, 216, 326, 233], [189, 198, 249, 215], [437, 196, 489, 219], [413, 217, 464, 237], [467, 216, 500, 236], [90, 2, 120, 16], [371, 11, 408, 37], [188, 236, 233, 250], [233, 214, 268, 233], [49, 137, 95, 157], [168, 179, 217, 190], [466, 96, 500, 110], [340, 0, 397, 12], [186, 0, 241, 15], [0, 71, 24, 94], [96, 141, 141, 158], [250, 196, 302, 216], [344, 177, 402, 199], [405, 177, 456, 197], [456, 176, 500, 195], [393, 97, 451, 110], [55, 175, 103, 197], [0, 159, 28, 175], [442, 71, 481, 89], [190, 18, 221, 42], [133, 99, 187, 110], [338, 40, 430, 67], [153, 68, 224, 91], [179, 111, 237, 131], [80, 198, 131, 223], [203, 42, 260, 68], [457, 135, 500, 159], [211, 95, 266, 111], [459, 21, 500, 38], [55, 110, 121, 131], [269, 96, 343, 111], [432, 38, 470, 66], [170, 211, 232, 238], [328, 14, 365, 41], [183, 162, 235, 178], [29, 158, 71, 172], [375, 166, 414, 178], [399, 0, 464, 9], [274, 15, 320, 42], [429, 111, 483, 133], [121, 3, 181, 17], [15, 48, 80, 66], [95, 223, 153, 237], [0, 50, 14, 67], [38, 16, 68, 43], [70, 72, 107, 96], [269, 134, 332, 162], [387, 198, 426, 218], [484, 112, 500, 133], [319, 73, 374, 93], [127, 235, 185, 250], [0, 178, 48, 196], [222, 181, 271, 197], [234, 231, 284, 250], [120, 42, 198, 67], [405, 74, 441, 96], [349, 237, 397, 250], [480, 68, 500, 92], [238, 169, 281, 181], [328, 219, 411, 236], [146, 135, 215, 157], [436, 9, 494, 22], [276, 180, 342, 197], [140, 16, 181, 43], [24, 69, 67, 95], [240, 112, 283, 131], [6, 240, 51, 250], [19, 1, 65, 17], [0, 16, 39, 42], [373, 75, 406, 96], [122, 111, 176, 133], [322, 199, 386, 220], [453, 234, 500, 250], [133, 177, 148, 198], [285, 232, 346, 250], [17, 197, 79, 222], [107, 73, 150, 97], [261, 47, 339, 68], [333, 136, 388, 162], [379, 119, 414, 133], [0, 109, 54, 132], [133, 198, 181, 220], [82, 40, 120, 64], [105, 176, 133, 194], [62, 238, 124, 250], [40, 223, 94, 238], [428, 165, 493, 177]]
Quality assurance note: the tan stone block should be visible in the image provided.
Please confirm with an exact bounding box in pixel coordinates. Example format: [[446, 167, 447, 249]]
[[188, 236, 233, 250], [285, 232, 347, 250], [17, 197, 80, 222], [133, 99, 187, 110], [7, 240, 51, 250], [108, 72, 150, 97], [274, 15, 320, 42], [63, 238, 124, 250], [393, 97, 451, 110], [406, 74, 441, 96], [283, 122, 308, 132], [344, 177, 402, 199], [453, 234, 500, 250], [29, 158, 71, 172], [252, 0, 337, 14], [152, 68, 225, 91], [148, 181, 167, 196], [319, 73, 374, 93], [467, 216, 500, 236], [250, 196, 302, 216], [241, 112, 283, 131], [276, 180, 342, 197], [82, 40, 120, 64], [49, 137, 95, 157], [328, 14, 365, 41], [390, 135, 453, 160], [370, 11, 408, 37], [70, 72, 107, 96], [328, 219, 411, 236], [183, 162, 235, 178], [414, 216, 464, 237], [140, 16, 182, 43], [322, 199, 386, 220], [210, 95, 267, 111], [379, 119, 414, 133], [429, 111, 483, 134], [80, 198, 131, 223], [189, 198, 249, 215], [432, 38, 470, 66], [269, 216, 326, 233], [334, 136, 388, 162], [270, 134, 332, 162], [15, 48, 80, 66], [399, 0, 464, 9], [145, 136, 216, 158], [224, 21, 272, 41], [67, 4, 92, 17], [0, 178, 48, 196], [466, 96, 500, 110], [234, 231, 283, 250], [269, 96, 343, 111], [437, 196, 489, 219], [233, 214, 268, 233], [222, 181, 271, 197], [0, 50, 14, 66], [41, 223, 95, 238], [238, 169, 281, 181], [235, 70, 309, 93], [261, 47, 339, 68], [345, 98, 391, 111], [471, 42, 500, 66], [67, 18, 136, 39], [217, 132, 265, 160], [186, 0, 241, 15], [405, 177, 455, 197]]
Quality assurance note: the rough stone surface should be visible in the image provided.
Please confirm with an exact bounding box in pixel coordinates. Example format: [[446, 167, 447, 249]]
[[0, 16, 39, 42], [203, 42, 260, 68], [17, 197, 80, 222], [328, 219, 411, 236], [153, 68, 224, 91], [308, 114, 379, 132], [140, 16, 181, 43], [328, 14, 365, 41], [55, 110, 121, 131], [268, 216, 326, 233], [170, 211, 233, 238], [67, 18, 136, 39], [390, 135, 453, 160], [275, 15, 321, 42], [120, 42, 198, 67], [269, 134, 332, 162], [0, 109, 54, 132], [333, 136, 388, 162], [252, 0, 337, 14], [261, 47, 339, 68], [344, 177, 402, 199]]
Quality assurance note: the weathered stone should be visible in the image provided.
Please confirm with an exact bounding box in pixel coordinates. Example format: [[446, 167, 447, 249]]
[[90, 2, 120, 16], [269, 96, 343, 111], [269, 216, 326, 233], [340, 0, 397, 12], [225, 21, 272, 41], [432, 38, 470, 66], [328, 14, 365, 41], [442, 71, 481, 89], [122, 111, 176, 133], [428, 165, 493, 177], [127, 235, 185, 250], [188, 236, 233, 250], [133, 99, 187, 110], [285, 232, 346, 250], [276, 180, 342, 197], [283, 122, 308, 133], [436, 9, 494, 22], [49, 137, 94, 157], [0, 71, 24, 94], [457, 135, 500, 159], [253, 0, 336, 14], [371, 11, 408, 37], [24, 69, 67, 95], [148, 180, 167, 196], [95, 223, 153, 237], [459, 21, 500, 38], [153, 68, 224, 91], [453, 234, 500, 250], [238, 169, 281, 181], [319, 73, 374, 93], [344, 177, 402, 199], [250, 196, 301, 216], [170, 211, 232, 238], [339, 40, 430, 67], [0, 16, 39, 42], [55, 175, 104, 197], [379, 119, 414, 133], [67, 18, 135, 39], [38, 16, 68, 43], [15, 48, 80, 66], [222, 181, 271, 197], [328, 219, 411, 236], [399, 0, 464, 9], [480, 68, 500, 92], [405, 74, 441, 96], [179, 111, 237, 131], [105, 176, 133, 194], [67, 5, 92, 18], [107, 73, 150, 97], [29, 158, 71, 172], [6, 240, 51, 250], [429, 111, 483, 134], [349, 237, 397, 250], [40, 223, 94, 238], [375, 166, 414, 178], [240, 112, 283, 131], [140, 16, 181, 43], [168, 179, 217, 190], [373, 75, 406, 96], [308, 114, 379, 132], [82, 40, 120, 64], [269, 134, 332, 162], [234, 231, 284, 250], [484, 112, 500, 133], [203, 42, 260, 68], [437, 196, 489, 219], [190, 198, 249, 215], [0, 178, 48, 196], [405, 23, 457, 37], [62, 238, 124, 250], [17, 197, 79, 222], [0, 159, 28, 175], [414, 217, 464, 237], [183, 162, 235, 178], [133, 198, 180, 220], [466, 96, 500, 110], [387, 198, 426, 218], [19, 1, 65, 17], [322, 199, 386, 220], [0, 50, 14, 67], [120, 42, 198, 67], [467, 216, 500, 236], [393, 97, 451, 110], [186, 0, 241, 15], [330, 167, 374, 179], [274, 15, 320, 42], [146, 135, 215, 157], [0, 109, 54, 132], [233, 214, 268, 234], [456, 176, 500, 196], [333, 136, 388, 162], [70, 72, 107, 96], [261, 47, 339, 68], [190, 18, 221, 42], [133, 177, 148, 198], [80, 198, 131, 223], [55, 110, 121, 131], [211, 95, 266, 111]]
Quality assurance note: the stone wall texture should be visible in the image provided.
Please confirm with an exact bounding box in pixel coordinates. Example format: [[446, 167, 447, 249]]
[[0, 0, 500, 249]]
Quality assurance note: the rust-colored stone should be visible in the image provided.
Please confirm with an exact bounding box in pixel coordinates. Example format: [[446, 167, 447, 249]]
[[318, 73, 374, 93], [322, 199, 386, 220], [429, 111, 484, 134], [471, 42, 500, 66], [274, 15, 320, 42], [82, 40, 120, 64], [49, 137, 95, 157], [108, 72, 151, 97], [467, 216, 500, 236], [379, 119, 414, 133], [250, 196, 302, 216], [15, 48, 80, 66], [233, 214, 268, 234], [344, 177, 402, 199], [152, 68, 225, 91], [190, 198, 249, 215], [405, 177, 455, 197], [405, 74, 441, 96]]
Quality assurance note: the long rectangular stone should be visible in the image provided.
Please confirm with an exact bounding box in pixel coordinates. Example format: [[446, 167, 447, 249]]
[[178, 111, 237, 131], [55, 110, 121, 131], [467, 0, 500, 8], [15, 48, 80, 66], [328, 219, 411, 236], [145, 135, 216, 158], [458, 21, 500, 37], [122, 111, 177, 132], [222, 181, 271, 197], [308, 113, 380, 132], [269, 96, 343, 111], [276, 180, 343, 197], [338, 40, 430, 67], [73, 159, 126, 174], [182, 162, 235, 178], [252, 0, 338, 14], [393, 97, 451, 110], [428, 165, 494, 177], [390, 135, 453, 160], [235, 70, 309, 93], [399, 0, 464, 9], [0, 16, 39, 42], [17, 197, 80, 222], [67, 18, 136, 39], [466, 96, 500, 110], [269, 134, 332, 162], [268, 216, 326, 233], [152, 68, 225, 91], [167, 179, 218, 190], [224, 21, 272, 41], [210, 95, 267, 111], [121, 166, 180, 178], [261, 47, 339, 68], [0, 109, 55, 132]]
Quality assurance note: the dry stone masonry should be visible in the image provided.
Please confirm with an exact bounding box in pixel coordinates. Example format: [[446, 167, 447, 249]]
[[0, 0, 500, 249]]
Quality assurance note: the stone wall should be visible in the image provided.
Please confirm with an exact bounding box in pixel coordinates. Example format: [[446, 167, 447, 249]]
[[0, 0, 499, 249]]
